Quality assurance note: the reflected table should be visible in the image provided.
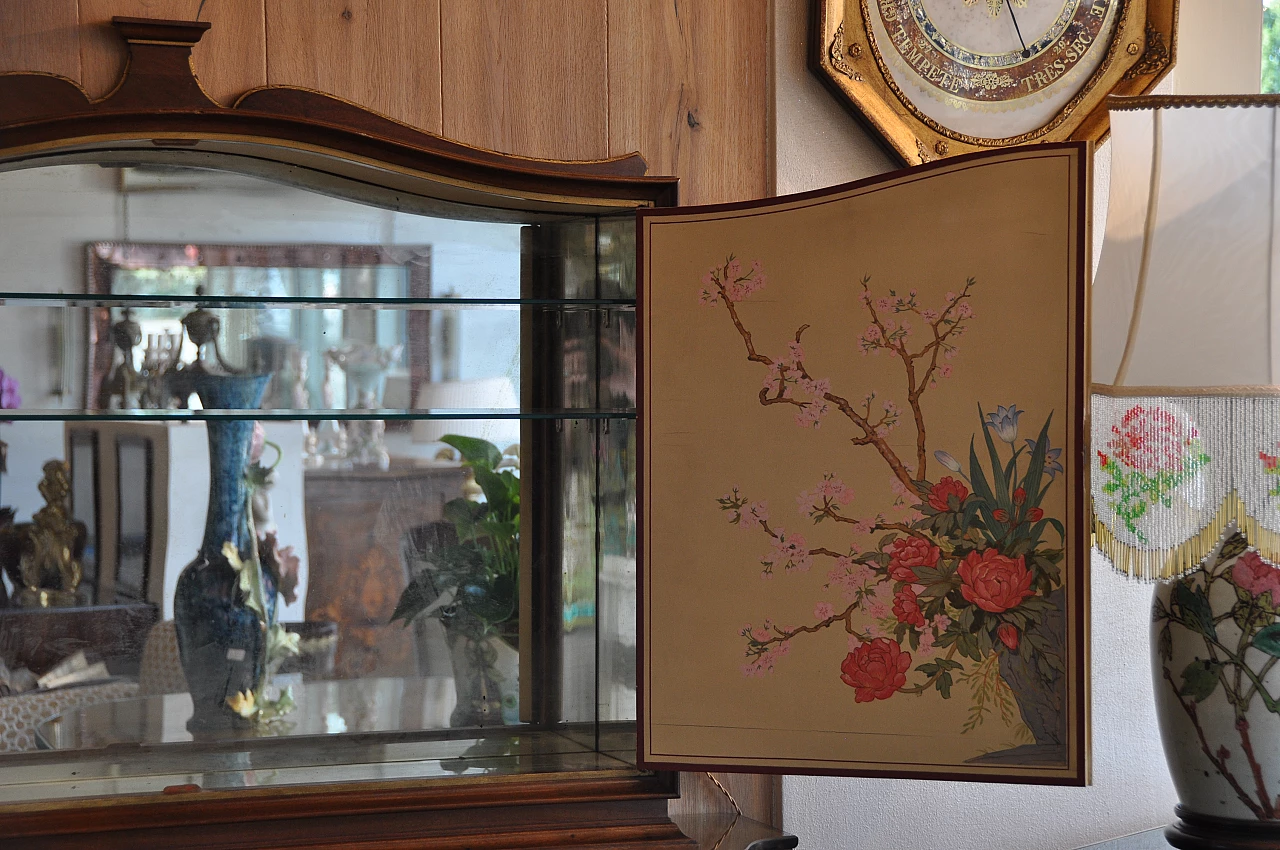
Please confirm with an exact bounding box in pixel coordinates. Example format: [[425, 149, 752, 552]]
[[36, 676, 462, 749]]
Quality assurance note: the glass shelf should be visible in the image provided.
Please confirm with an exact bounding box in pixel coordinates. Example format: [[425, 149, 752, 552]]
[[0, 293, 636, 310], [3, 408, 636, 421]]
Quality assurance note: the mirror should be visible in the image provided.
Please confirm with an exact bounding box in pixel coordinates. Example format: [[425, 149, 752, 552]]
[[0, 155, 642, 797]]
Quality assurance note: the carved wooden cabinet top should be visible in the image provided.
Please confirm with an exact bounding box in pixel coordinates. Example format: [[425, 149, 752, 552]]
[[0, 17, 678, 210]]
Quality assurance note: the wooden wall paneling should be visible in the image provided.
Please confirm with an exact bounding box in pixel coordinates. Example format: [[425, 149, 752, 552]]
[[78, 0, 266, 105], [607, 0, 771, 205], [0, 2, 80, 79], [265, 0, 442, 134], [440, 0, 609, 161]]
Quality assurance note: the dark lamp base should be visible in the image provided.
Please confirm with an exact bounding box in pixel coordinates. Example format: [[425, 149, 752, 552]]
[[1166, 806, 1280, 849]]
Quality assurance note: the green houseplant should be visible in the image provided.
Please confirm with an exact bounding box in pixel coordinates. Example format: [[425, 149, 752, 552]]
[[392, 435, 520, 726]]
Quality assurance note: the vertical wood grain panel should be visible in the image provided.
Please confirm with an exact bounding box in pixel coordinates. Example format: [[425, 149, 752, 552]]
[[440, 0, 609, 161], [0, 2, 81, 79], [265, 0, 441, 133], [78, 0, 265, 104], [608, 0, 771, 204]]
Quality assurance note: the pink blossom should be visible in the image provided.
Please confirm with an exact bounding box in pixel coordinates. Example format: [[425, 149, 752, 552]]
[[851, 517, 877, 535], [762, 363, 790, 397], [798, 474, 855, 516], [826, 557, 877, 601], [933, 614, 952, 632], [945, 290, 958, 303], [762, 530, 812, 574], [786, 340, 805, 365], [752, 625, 771, 641], [858, 290, 872, 305], [698, 288, 720, 306], [814, 602, 835, 620], [702, 270, 717, 288], [794, 400, 830, 429], [799, 377, 830, 399], [939, 363, 953, 378], [956, 301, 974, 319], [739, 501, 769, 530], [864, 324, 882, 341], [917, 629, 936, 657], [921, 308, 939, 322], [751, 259, 764, 275], [727, 258, 742, 278], [1234, 551, 1280, 600], [876, 297, 893, 311], [742, 642, 789, 677], [867, 597, 889, 619]]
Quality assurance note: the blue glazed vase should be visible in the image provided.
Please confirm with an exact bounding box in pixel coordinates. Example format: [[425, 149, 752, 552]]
[[173, 372, 275, 734]]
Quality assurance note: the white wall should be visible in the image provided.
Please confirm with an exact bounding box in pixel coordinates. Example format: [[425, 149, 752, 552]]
[[772, 1, 1259, 846]]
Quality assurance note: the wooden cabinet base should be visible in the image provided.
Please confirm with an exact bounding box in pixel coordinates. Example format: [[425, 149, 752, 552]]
[[2, 773, 696, 849]]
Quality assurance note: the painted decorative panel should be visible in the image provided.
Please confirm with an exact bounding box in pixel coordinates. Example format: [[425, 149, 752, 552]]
[[640, 144, 1090, 783]]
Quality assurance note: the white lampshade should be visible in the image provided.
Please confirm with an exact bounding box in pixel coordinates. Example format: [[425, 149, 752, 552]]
[[411, 376, 519, 446], [1095, 98, 1280, 389], [1092, 96, 1280, 578]]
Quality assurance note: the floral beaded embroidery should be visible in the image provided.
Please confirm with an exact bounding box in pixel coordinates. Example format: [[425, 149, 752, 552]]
[[1096, 404, 1210, 542]]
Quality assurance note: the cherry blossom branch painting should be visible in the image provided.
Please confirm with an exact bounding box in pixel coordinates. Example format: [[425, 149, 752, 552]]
[[699, 256, 1069, 762]]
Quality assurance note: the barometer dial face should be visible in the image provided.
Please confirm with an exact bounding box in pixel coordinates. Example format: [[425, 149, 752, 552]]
[[865, 0, 1121, 139]]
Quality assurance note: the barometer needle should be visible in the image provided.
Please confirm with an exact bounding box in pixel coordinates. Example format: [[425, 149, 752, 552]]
[[1005, 0, 1030, 58]]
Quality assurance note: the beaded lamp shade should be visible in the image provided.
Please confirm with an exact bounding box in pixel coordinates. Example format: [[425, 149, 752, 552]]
[[1093, 95, 1280, 578]]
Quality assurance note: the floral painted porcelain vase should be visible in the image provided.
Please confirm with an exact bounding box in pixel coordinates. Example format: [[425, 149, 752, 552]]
[[1153, 530, 1280, 845]]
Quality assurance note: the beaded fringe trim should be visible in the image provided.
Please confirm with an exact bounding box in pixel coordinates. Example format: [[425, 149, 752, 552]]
[[1093, 492, 1280, 580]]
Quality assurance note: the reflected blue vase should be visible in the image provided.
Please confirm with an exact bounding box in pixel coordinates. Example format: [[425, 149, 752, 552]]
[[173, 372, 275, 734]]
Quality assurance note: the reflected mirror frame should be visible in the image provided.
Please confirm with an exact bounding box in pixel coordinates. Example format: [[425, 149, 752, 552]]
[[85, 242, 433, 411], [0, 13, 685, 847]]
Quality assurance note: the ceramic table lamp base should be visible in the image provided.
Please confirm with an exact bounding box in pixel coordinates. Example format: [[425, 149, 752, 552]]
[[1152, 532, 1280, 849]]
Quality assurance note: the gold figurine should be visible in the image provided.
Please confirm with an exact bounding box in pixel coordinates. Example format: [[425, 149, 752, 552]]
[[0, 461, 85, 607]]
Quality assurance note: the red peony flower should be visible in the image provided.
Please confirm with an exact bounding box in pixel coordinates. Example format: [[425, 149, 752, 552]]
[[840, 638, 912, 702], [892, 585, 926, 628], [1233, 551, 1280, 602], [1027, 507, 1044, 522], [997, 623, 1020, 651], [928, 477, 969, 512], [887, 536, 940, 582], [958, 549, 1035, 613], [1107, 404, 1198, 474]]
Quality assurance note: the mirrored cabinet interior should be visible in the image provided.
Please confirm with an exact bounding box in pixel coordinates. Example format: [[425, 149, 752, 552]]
[[0, 16, 755, 849]]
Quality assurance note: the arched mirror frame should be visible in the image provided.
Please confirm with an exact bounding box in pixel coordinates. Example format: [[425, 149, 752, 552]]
[[0, 15, 719, 849]]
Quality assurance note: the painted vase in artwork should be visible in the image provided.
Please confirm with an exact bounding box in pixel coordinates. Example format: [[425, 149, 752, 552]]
[[173, 372, 274, 733], [1152, 531, 1280, 843]]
